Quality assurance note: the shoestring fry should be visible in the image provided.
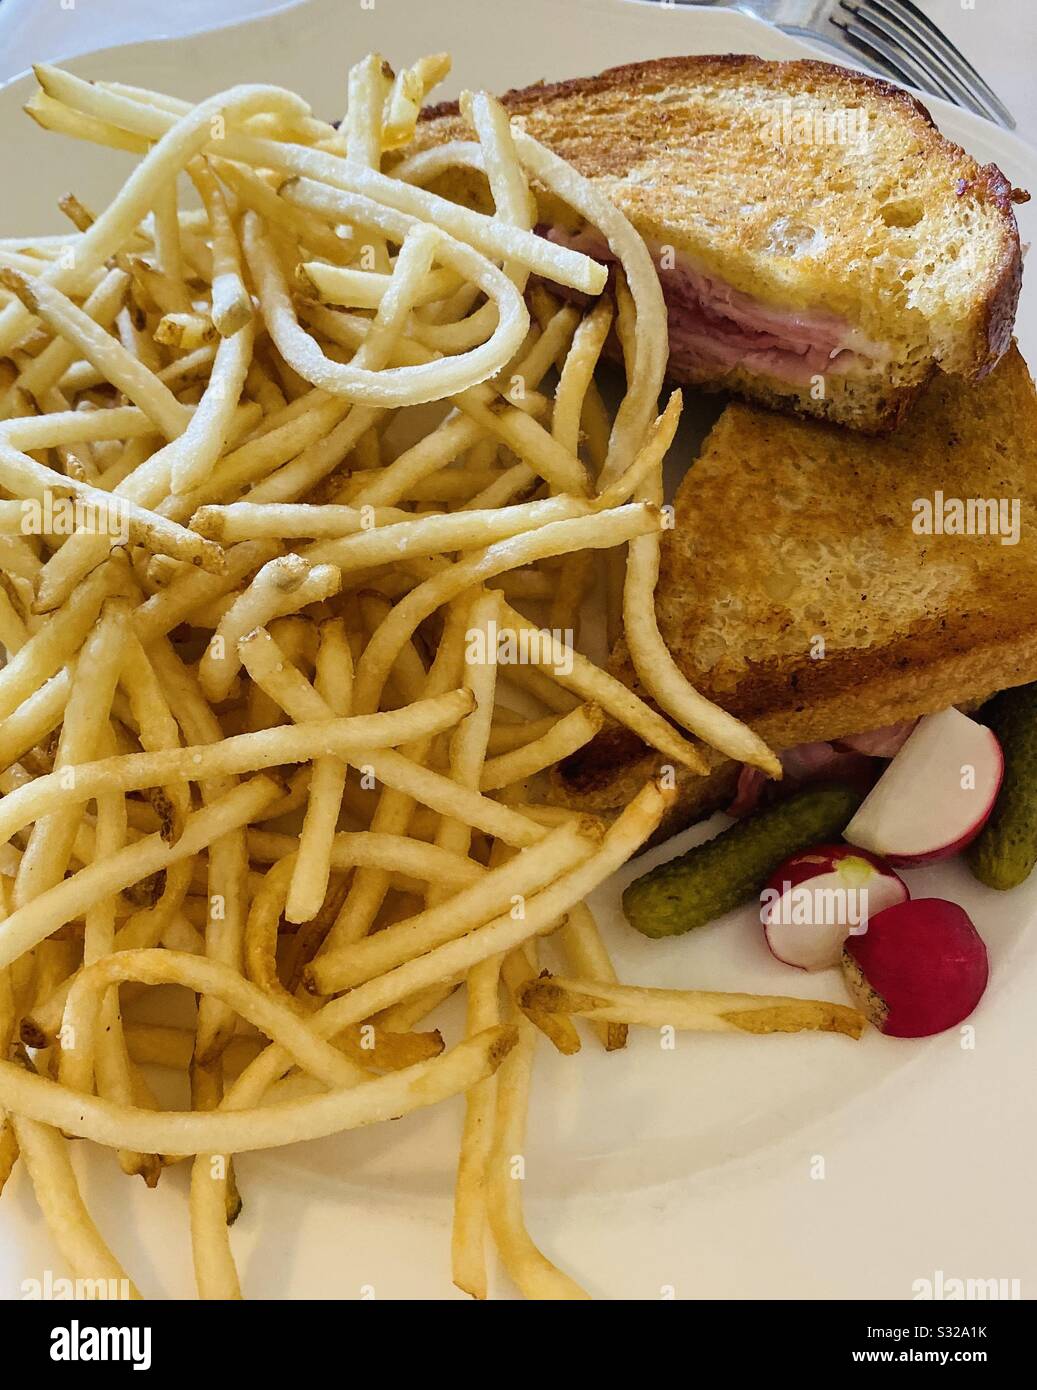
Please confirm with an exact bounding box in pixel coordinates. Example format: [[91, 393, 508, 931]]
[[0, 51, 856, 1303]]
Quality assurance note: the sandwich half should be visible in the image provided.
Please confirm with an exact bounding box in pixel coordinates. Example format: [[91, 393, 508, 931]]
[[553, 343, 1037, 843], [414, 55, 1027, 433]]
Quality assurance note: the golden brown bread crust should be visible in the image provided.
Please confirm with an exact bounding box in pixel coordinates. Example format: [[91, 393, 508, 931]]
[[679, 357, 935, 434], [417, 53, 1026, 430], [971, 161, 1026, 375], [422, 53, 1025, 241], [422, 53, 944, 159], [552, 344, 1037, 840], [556, 743, 742, 848]]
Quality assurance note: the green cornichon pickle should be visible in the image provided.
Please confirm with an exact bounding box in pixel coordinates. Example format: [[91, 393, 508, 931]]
[[966, 683, 1037, 890], [622, 784, 863, 939]]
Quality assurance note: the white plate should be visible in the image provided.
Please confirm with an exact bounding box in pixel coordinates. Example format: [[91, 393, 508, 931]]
[[2, 0, 1036, 1301]]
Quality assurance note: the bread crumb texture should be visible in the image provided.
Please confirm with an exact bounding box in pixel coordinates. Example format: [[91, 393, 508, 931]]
[[657, 344, 1037, 731]]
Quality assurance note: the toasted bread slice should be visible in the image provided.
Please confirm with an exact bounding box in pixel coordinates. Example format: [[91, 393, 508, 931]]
[[554, 344, 1037, 840], [414, 55, 1027, 432]]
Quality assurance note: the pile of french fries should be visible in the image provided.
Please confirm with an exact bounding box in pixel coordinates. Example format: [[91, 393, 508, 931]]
[[0, 51, 863, 1300]]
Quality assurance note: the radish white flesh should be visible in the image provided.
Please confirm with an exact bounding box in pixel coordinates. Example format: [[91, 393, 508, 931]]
[[760, 844, 909, 971], [843, 708, 1002, 866], [842, 898, 988, 1038]]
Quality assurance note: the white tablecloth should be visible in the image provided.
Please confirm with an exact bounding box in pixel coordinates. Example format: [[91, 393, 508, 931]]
[[0, 0, 1032, 145]]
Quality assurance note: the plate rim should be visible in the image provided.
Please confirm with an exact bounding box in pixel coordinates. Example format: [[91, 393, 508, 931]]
[[1, 0, 1035, 1300]]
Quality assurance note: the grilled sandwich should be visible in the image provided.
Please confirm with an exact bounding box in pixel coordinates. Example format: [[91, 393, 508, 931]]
[[414, 55, 1028, 433], [553, 343, 1037, 843]]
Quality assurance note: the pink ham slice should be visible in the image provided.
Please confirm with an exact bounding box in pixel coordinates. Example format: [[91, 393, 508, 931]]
[[538, 226, 882, 387], [725, 721, 920, 818], [726, 765, 771, 819], [835, 720, 919, 758]]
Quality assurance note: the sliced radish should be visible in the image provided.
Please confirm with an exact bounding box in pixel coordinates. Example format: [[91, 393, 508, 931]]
[[841, 898, 988, 1038], [843, 708, 1003, 866], [760, 844, 909, 971]]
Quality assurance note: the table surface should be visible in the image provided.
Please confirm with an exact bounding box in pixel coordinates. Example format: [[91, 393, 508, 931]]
[[0, 0, 1033, 146]]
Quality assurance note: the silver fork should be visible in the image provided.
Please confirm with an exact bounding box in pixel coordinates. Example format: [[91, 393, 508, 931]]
[[686, 0, 1016, 128]]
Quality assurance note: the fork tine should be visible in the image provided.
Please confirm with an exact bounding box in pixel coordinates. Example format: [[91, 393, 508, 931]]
[[825, 19, 921, 96], [841, 0, 1015, 129], [830, 12, 958, 106], [838, 1, 966, 105], [868, 0, 1015, 129]]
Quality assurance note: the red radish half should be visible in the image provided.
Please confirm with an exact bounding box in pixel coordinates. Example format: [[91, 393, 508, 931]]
[[843, 708, 1003, 866], [761, 845, 909, 971], [841, 898, 988, 1038]]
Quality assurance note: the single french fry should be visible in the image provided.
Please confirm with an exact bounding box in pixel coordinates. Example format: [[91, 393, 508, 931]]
[[0, 268, 191, 440], [305, 819, 599, 994], [559, 904, 626, 1052], [0, 1026, 517, 1155], [0, 777, 282, 970], [485, 1014, 589, 1299], [0, 691, 473, 849], [188, 159, 252, 338], [13, 599, 130, 909], [451, 950, 500, 1300], [518, 975, 867, 1040], [198, 555, 341, 702], [286, 620, 352, 924], [11, 1102, 142, 1297]]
